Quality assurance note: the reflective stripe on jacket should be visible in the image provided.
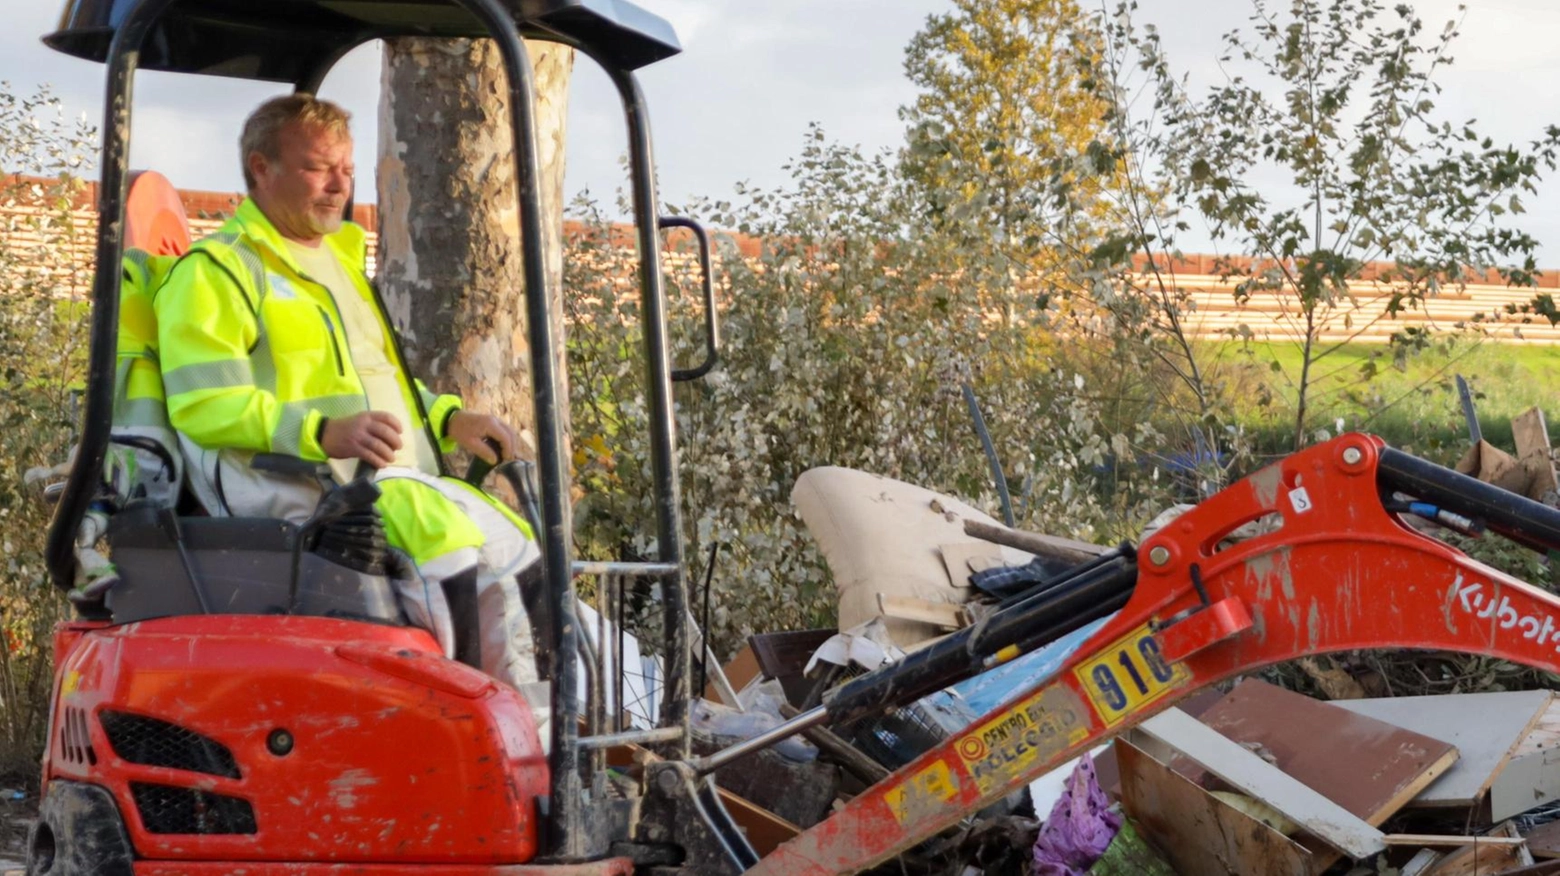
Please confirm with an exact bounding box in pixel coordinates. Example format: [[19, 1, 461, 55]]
[[117, 248, 178, 430], [112, 249, 183, 504], [154, 198, 461, 519]]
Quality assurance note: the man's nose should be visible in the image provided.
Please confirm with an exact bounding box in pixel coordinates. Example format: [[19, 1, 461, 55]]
[[327, 168, 350, 192]]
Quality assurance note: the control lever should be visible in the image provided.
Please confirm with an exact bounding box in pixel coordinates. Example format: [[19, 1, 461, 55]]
[[464, 438, 542, 536], [461, 438, 549, 669], [287, 477, 382, 614], [464, 437, 506, 486]]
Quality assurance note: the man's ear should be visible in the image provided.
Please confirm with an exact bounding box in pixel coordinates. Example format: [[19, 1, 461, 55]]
[[245, 151, 269, 187]]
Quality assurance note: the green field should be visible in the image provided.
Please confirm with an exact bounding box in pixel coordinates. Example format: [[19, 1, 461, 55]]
[[1204, 336, 1560, 465]]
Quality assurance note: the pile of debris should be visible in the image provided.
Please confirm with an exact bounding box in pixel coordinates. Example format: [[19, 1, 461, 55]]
[[675, 447, 1560, 875], [1068, 677, 1560, 875]]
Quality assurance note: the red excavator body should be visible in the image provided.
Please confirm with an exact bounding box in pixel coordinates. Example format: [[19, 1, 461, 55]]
[[41, 616, 558, 872]]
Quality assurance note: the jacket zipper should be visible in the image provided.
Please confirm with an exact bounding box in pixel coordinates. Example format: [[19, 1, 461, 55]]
[[318, 306, 346, 376]]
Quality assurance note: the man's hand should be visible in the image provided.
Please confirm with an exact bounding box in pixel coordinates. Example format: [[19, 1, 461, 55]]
[[446, 410, 517, 464], [320, 411, 403, 468]]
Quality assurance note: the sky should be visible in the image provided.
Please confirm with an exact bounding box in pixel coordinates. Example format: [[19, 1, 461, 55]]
[[6, 0, 1560, 259]]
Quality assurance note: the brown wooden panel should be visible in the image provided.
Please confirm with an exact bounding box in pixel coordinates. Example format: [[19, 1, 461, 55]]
[[1525, 818, 1560, 860], [1118, 739, 1316, 876], [1173, 678, 1459, 825]]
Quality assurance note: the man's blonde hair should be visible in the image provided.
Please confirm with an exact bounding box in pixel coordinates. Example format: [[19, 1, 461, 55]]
[[239, 94, 352, 189]]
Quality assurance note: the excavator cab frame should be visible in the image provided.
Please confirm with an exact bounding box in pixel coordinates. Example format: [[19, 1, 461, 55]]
[[43, 0, 696, 863]]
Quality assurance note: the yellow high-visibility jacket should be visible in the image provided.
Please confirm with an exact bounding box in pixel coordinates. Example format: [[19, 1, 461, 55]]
[[112, 249, 184, 504], [154, 198, 461, 519]]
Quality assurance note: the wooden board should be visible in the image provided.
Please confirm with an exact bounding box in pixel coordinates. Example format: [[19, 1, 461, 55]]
[[1174, 678, 1459, 827], [1513, 698, 1560, 759], [1117, 738, 1316, 876], [1489, 862, 1560, 876], [876, 594, 966, 630], [1492, 697, 1560, 821], [714, 785, 804, 857], [937, 540, 1005, 590], [1385, 834, 1528, 847], [707, 644, 760, 702], [1514, 406, 1559, 501], [1331, 690, 1551, 808], [1425, 820, 1533, 876], [961, 519, 1107, 564], [1093, 688, 1225, 801], [1522, 816, 1560, 860], [1133, 708, 1384, 859]]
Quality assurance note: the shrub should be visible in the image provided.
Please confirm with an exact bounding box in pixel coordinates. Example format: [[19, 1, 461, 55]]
[[0, 83, 94, 781]]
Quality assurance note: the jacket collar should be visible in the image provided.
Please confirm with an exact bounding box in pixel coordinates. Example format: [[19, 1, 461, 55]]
[[233, 197, 368, 277]]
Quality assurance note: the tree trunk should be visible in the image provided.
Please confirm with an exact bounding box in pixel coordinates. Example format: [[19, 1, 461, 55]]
[[375, 36, 574, 459]]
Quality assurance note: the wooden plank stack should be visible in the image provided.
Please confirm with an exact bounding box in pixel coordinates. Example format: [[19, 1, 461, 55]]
[[1100, 679, 1560, 875]]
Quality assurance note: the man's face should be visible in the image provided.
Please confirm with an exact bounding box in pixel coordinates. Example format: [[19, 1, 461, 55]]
[[248, 121, 353, 244]]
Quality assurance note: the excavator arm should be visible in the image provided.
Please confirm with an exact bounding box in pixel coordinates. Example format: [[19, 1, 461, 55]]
[[747, 433, 1560, 876]]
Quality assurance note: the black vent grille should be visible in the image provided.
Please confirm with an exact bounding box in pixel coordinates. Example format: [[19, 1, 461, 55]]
[[58, 706, 98, 766], [130, 783, 256, 835], [99, 710, 240, 779]]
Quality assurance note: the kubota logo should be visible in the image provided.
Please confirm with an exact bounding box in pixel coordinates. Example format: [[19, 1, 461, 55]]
[[1450, 571, 1560, 645]]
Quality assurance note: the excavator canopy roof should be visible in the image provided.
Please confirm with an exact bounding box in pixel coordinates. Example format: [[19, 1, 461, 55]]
[[43, 0, 680, 82]]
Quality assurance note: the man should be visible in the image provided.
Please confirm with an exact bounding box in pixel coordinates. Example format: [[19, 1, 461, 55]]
[[154, 94, 543, 700]]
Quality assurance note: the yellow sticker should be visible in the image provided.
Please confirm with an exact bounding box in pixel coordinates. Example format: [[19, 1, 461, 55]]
[[1073, 624, 1188, 726], [883, 759, 959, 824], [60, 669, 81, 696], [954, 683, 1090, 796]]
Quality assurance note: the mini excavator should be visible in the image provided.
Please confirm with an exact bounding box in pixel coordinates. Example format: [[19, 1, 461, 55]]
[[29, 1, 1560, 875]]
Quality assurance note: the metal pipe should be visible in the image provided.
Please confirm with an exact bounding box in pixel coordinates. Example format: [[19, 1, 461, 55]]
[[689, 706, 829, 776], [47, 0, 180, 591], [589, 575, 609, 776], [604, 65, 691, 759], [576, 725, 685, 750], [659, 215, 720, 382], [1379, 446, 1560, 553], [572, 560, 678, 577], [962, 383, 1014, 527], [614, 573, 626, 733], [441, 0, 582, 857]]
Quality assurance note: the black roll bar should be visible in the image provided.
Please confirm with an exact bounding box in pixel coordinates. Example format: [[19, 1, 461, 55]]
[[44, 0, 181, 595], [603, 61, 692, 759], [46, 0, 696, 860]]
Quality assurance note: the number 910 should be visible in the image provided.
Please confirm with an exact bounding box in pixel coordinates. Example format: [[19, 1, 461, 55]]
[[1091, 637, 1175, 712]]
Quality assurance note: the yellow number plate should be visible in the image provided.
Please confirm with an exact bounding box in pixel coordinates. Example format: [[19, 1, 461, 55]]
[[1073, 624, 1187, 726]]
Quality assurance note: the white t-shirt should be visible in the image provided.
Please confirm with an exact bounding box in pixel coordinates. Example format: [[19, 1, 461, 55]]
[[285, 239, 439, 482]]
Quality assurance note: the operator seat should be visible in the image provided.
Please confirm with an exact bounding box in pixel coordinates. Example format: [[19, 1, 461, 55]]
[[75, 171, 406, 627]]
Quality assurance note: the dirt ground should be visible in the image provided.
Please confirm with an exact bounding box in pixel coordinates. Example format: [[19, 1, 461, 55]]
[[0, 790, 34, 872]]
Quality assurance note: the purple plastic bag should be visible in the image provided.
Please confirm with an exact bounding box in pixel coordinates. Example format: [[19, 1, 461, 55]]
[[1031, 752, 1123, 876]]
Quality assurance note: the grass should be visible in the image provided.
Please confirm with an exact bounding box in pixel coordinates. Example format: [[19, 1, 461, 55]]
[[1204, 333, 1560, 465]]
